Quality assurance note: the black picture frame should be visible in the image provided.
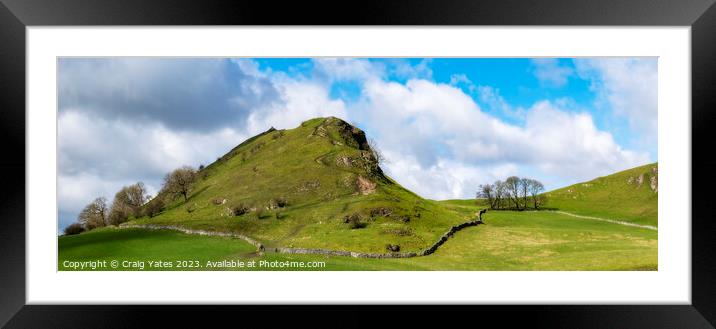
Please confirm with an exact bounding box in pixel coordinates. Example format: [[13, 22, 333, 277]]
[[1, 0, 715, 327]]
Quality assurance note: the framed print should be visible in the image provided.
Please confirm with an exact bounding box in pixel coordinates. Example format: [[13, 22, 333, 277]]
[[2, 0, 716, 327]]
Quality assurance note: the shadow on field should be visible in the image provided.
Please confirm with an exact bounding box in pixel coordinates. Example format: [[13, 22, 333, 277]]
[[58, 229, 166, 249]]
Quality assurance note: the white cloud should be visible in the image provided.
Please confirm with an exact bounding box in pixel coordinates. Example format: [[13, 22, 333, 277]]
[[58, 111, 248, 179], [519, 101, 649, 178], [574, 58, 658, 141], [312, 58, 433, 83], [244, 77, 348, 135], [312, 58, 383, 82], [58, 58, 281, 132], [449, 76, 526, 122], [349, 78, 649, 199], [383, 152, 518, 200], [58, 111, 251, 215], [449, 73, 471, 86], [531, 58, 574, 87], [58, 173, 138, 217], [390, 58, 433, 80], [475, 85, 526, 121]]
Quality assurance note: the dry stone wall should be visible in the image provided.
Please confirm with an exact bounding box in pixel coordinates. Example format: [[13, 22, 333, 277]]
[[120, 224, 265, 251], [121, 211, 486, 259], [272, 214, 483, 258]]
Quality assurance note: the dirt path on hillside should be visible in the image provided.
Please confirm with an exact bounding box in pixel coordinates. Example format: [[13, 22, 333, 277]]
[[552, 211, 658, 231]]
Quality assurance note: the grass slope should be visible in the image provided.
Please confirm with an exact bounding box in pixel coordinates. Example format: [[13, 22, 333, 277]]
[[544, 163, 658, 227], [130, 117, 468, 253], [59, 208, 657, 271], [58, 227, 257, 270]]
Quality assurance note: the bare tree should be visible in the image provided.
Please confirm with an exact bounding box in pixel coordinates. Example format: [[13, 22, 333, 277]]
[[479, 176, 547, 211], [77, 197, 108, 230], [526, 179, 545, 209], [367, 138, 387, 165], [494, 180, 507, 209], [108, 182, 149, 225], [477, 184, 496, 209], [126, 182, 148, 212], [519, 177, 530, 209], [504, 176, 522, 209], [163, 166, 197, 202], [107, 206, 129, 226]]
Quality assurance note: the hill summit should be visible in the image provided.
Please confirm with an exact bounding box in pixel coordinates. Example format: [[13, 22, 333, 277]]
[[137, 117, 466, 253]]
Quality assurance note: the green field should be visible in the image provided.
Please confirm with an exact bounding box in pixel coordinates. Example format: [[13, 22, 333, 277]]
[[59, 208, 657, 271], [58, 228, 258, 270]]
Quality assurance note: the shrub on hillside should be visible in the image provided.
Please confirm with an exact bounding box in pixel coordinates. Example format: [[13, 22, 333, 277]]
[[269, 197, 288, 209], [343, 213, 366, 229], [231, 203, 250, 216], [63, 223, 85, 235], [370, 207, 393, 218]]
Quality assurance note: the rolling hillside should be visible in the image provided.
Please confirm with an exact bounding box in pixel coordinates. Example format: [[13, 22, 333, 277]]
[[544, 163, 658, 227], [61, 118, 658, 270], [130, 117, 468, 253]]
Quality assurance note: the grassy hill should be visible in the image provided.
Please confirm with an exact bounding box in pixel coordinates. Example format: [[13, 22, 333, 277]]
[[130, 117, 468, 253], [544, 163, 658, 227]]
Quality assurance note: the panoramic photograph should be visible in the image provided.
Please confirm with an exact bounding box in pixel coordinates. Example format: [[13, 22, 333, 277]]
[[57, 57, 658, 271]]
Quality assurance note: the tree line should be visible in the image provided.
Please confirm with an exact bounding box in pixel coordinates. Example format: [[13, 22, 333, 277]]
[[63, 166, 198, 235], [477, 176, 545, 210]]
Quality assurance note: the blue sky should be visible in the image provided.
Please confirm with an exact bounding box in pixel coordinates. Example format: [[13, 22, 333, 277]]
[[58, 57, 657, 233]]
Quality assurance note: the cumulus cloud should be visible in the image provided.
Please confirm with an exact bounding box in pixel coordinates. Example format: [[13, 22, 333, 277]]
[[449, 76, 525, 121], [449, 73, 471, 86], [574, 58, 658, 141], [531, 58, 574, 87], [58, 111, 249, 179], [244, 77, 348, 135], [312, 58, 384, 82], [382, 152, 518, 200], [312, 58, 433, 83], [388, 58, 433, 80], [58, 58, 281, 132], [349, 78, 649, 199], [58, 110, 252, 218], [474, 85, 526, 121]]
